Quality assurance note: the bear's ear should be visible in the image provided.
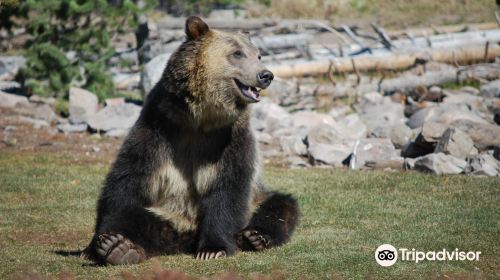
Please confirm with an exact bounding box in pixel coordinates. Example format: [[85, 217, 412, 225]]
[[185, 16, 209, 40]]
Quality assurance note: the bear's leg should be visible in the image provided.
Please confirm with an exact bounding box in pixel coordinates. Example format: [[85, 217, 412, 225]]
[[87, 206, 196, 265], [236, 192, 299, 251]]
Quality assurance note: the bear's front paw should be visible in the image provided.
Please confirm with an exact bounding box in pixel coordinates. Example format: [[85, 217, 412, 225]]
[[195, 249, 227, 260]]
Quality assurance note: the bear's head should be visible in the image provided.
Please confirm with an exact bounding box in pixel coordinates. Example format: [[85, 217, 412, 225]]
[[164, 16, 274, 130]]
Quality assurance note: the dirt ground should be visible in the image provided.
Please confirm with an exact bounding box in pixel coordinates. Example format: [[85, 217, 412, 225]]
[[0, 107, 122, 164]]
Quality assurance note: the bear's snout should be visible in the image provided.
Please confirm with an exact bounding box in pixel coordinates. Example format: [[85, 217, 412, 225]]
[[257, 70, 274, 88]]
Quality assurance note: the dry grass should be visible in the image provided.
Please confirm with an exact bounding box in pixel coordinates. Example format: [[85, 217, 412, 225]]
[[246, 0, 499, 27]]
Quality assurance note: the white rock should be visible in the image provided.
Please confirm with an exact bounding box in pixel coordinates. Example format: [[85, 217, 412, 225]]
[[414, 153, 467, 175], [87, 103, 141, 132], [350, 138, 398, 169], [332, 113, 367, 140], [0, 91, 28, 108], [464, 154, 499, 177], [279, 135, 307, 156], [434, 128, 475, 159], [480, 79, 500, 98], [69, 87, 98, 124], [308, 142, 352, 167], [141, 53, 170, 96]]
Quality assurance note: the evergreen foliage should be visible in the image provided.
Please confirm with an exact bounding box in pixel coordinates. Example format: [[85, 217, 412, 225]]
[[2, 0, 151, 101]]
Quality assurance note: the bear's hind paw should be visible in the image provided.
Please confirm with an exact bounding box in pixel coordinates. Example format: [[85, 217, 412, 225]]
[[96, 233, 146, 265]]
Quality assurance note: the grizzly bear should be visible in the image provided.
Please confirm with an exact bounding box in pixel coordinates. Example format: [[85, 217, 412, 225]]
[[82, 16, 299, 265]]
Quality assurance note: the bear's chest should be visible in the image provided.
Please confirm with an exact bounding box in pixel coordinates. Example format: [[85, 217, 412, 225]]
[[145, 161, 220, 233]]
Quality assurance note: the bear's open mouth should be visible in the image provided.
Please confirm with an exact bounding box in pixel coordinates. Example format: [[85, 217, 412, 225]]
[[234, 79, 261, 102]]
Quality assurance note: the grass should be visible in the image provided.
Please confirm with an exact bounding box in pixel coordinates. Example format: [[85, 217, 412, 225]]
[[247, 0, 499, 28], [0, 151, 499, 279]]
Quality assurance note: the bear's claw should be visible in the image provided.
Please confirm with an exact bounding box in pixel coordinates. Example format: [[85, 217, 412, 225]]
[[195, 250, 226, 260]]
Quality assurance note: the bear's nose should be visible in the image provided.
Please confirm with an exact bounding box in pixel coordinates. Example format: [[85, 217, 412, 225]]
[[257, 70, 274, 88]]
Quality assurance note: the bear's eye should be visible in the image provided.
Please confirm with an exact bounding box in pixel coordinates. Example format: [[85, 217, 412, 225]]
[[233, 50, 243, 58]]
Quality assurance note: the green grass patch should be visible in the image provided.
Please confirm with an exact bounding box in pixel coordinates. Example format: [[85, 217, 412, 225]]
[[0, 152, 498, 279]]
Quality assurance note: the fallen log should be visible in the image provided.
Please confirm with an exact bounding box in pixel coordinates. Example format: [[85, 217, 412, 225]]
[[269, 44, 500, 78], [309, 63, 500, 98], [157, 18, 277, 30]]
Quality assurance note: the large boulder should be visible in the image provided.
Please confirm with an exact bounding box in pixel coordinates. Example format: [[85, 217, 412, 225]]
[[434, 127, 475, 159], [307, 142, 352, 167], [450, 120, 500, 151], [350, 138, 399, 169], [69, 87, 98, 124], [414, 153, 467, 175], [0, 91, 28, 108], [140, 53, 170, 96], [87, 103, 141, 132], [251, 98, 291, 132], [0, 56, 26, 80], [464, 154, 499, 177], [279, 135, 307, 156], [332, 113, 367, 140], [359, 99, 406, 134], [408, 104, 488, 129]]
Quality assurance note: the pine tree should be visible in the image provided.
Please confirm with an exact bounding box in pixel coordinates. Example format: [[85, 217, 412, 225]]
[[2, 0, 151, 101]]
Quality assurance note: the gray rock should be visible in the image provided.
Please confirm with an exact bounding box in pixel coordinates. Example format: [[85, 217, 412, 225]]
[[0, 91, 28, 108], [112, 72, 140, 90], [266, 78, 299, 106], [17, 116, 50, 129], [434, 128, 475, 159], [14, 103, 56, 123], [286, 156, 310, 168], [350, 138, 398, 169], [480, 79, 500, 98], [407, 104, 487, 129], [333, 113, 367, 140], [29, 95, 56, 106], [306, 123, 343, 145], [359, 99, 406, 134], [87, 103, 141, 132], [140, 53, 170, 95], [0, 56, 26, 80], [308, 142, 352, 167], [69, 87, 98, 124], [279, 135, 307, 156], [464, 154, 499, 177], [254, 131, 273, 144], [450, 119, 500, 151], [421, 122, 449, 143], [291, 111, 335, 131], [370, 122, 413, 149], [442, 91, 488, 113], [414, 153, 467, 174], [105, 97, 126, 107], [251, 98, 291, 132], [328, 105, 352, 120], [404, 157, 417, 170], [57, 123, 88, 133]]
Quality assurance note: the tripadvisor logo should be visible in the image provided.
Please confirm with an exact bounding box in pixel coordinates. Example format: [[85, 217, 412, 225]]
[[375, 244, 481, 267]]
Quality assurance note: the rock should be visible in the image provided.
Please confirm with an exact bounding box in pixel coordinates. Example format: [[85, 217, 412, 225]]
[[421, 122, 449, 143], [87, 103, 141, 132], [333, 113, 367, 140], [0, 56, 26, 80], [407, 104, 487, 129], [251, 98, 291, 132], [265, 78, 299, 106], [460, 86, 479, 95], [69, 87, 98, 124], [464, 154, 499, 177], [105, 128, 129, 138], [255, 131, 273, 144], [29, 95, 56, 106], [328, 105, 352, 119], [308, 142, 352, 167], [113, 72, 140, 90], [306, 123, 343, 145], [434, 128, 475, 159], [442, 91, 488, 114], [105, 97, 126, 107], [359, 99, 406, 134], [17, 116, 49, 129], [279, 135, 307, 156], [370, 122, 413, 149], [450, 119, 500, 151], [291, 111, 335, 131], [57, 123, 88, 133], [480, 79, 500, 98], [350, 138, 398, 169], [286, 156, 310, 168], [404, 157, 417, 170], [0, 91, 28, 108], [140, 53, 170, 95], [414, 153, 466, 174], [14, 103, 57, 123]]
